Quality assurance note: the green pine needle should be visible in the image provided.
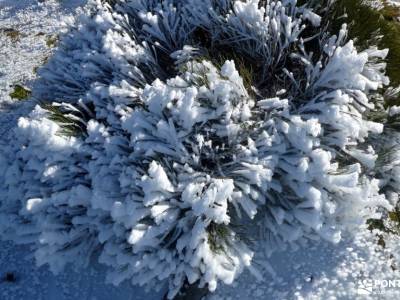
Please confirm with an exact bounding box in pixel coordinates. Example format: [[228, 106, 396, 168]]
[[207, 222, 231, 254], [40, 102, 89, 137]]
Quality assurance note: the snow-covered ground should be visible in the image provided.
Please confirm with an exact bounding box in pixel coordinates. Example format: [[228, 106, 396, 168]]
[[0, 0, 86, 140], [1, 1, 400, 300], [0, 241, 161, 300], [212, 229, 400, 300]]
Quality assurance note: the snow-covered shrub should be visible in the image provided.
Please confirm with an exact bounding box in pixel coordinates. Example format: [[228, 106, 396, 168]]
[[0, 0, 393, 298]]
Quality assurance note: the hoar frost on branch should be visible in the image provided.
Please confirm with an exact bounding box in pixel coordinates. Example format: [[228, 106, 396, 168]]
[[0, 0, 394, 298]]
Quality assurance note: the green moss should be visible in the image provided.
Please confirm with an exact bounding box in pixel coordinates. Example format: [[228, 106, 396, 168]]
[[46, 35, 59, 48], [386, 207, 400, 234], [9, 85, 31, 100], [367, 190, 400, 249], [389, 210, 400, 223]]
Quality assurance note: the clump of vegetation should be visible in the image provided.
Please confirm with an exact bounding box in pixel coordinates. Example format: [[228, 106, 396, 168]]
[[1, 1, 394, 298], [46, 35, 59, 48], [329, 0, 400, 90], [9, 85, 31, 100], [368, 205, 400, 250], [1, 28, 21, 42], [40, 102, 92, 137], [381, 1, 400, 21], [330, 1, 400, 240]]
